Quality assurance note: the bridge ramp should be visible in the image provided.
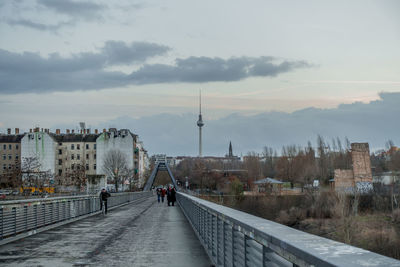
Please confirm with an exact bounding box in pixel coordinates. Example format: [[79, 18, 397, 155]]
[[0, 196, 210, 266]]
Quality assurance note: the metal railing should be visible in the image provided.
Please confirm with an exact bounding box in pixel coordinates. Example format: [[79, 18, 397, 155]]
[[177, 192, 400, 267], [0, 191, 152, 241]]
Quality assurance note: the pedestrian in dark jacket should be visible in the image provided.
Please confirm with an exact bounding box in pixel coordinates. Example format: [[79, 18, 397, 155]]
[[167, 185, 176, 206], [156, 187, 162, 203], [99, 188, 111, 214], [161, 187, 166, 203]]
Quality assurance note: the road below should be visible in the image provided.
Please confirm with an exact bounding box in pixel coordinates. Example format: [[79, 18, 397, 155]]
[[0, 196, 211, 267]]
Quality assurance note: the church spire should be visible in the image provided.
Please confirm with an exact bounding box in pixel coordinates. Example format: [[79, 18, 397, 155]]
[[229, 141, 233, 157]]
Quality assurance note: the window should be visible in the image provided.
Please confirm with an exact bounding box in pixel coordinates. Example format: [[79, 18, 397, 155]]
[[3, 144, 6, 150], [15, 155, 19, 160], [94, 144, 96, 150], [71, 154, 74, 160], [58, 149, 62, 155], [77, 144, 80, 150], [8, 164, 12, 169], [2, 154, 5, 160], [8, 154, 12, 160], [86, 154, 89, 159], [8, 144, 11, 150], [94, 164, 96, 170], [77, 165, 80, 170], [86, 164, 89, 170], [2, 164, 5, 170], [58, 169, 62, 175], [71, 164, 75, 170], [94, 154, 96, 159], [15, 144, 19, 150], [77, 154, 80, 160], [86, 144, 89, 149], [58, 159, 62, 165], [16, 165, 19, 169], [71, 144, 74, 150]]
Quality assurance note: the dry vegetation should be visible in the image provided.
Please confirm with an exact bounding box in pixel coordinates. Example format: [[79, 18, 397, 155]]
[[201, 191, 400, 260]]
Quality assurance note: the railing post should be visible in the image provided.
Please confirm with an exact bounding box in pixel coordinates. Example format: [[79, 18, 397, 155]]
[[231, 226, 235, 267], [50, 202, 53, 223], [12, 207, 16, 236], [56, 202, 59, 222], [24, 206, 28, 231], [0, 207, 3, 240], [42, 204, 46, 226], [34, 205, 38, 229], [244, 235, 247, 267]]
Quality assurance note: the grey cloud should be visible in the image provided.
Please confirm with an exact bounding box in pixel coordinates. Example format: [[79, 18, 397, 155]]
[[102, 41, 170, 65], [95, 92, 400, 156], [6, 18, 74, 32], [0, 46, 309, 94], [37, 0, 104, 21], [129, 56, 310, 84]]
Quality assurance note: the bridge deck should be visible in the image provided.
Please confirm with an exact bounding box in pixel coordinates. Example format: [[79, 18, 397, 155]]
[[0, 196, 211, 267]]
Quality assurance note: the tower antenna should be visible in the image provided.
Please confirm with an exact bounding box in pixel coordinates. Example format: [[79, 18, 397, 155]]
[[197, 90, 204, 157]]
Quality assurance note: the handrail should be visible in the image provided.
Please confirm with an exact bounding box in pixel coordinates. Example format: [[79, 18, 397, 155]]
[[0, 192, 136, 206], [0, 191, 152, 242], [177, 192, 400, 267]]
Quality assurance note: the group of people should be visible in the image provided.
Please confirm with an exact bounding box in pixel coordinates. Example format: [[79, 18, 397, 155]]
[[156, 185, 176, 206], [98, 185, 177, 215]]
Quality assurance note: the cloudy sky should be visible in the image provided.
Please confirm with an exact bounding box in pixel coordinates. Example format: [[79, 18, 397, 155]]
[[0, 0, 399, 155]]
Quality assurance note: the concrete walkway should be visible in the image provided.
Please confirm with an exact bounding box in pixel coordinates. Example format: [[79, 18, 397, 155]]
[[0, 196, 211, 267]]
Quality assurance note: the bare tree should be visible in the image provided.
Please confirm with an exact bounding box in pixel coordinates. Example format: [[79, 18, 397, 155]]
[[102, 150, 129, 192], [243, 152, 262, 189], [64, 160, 87, 191], [21, 156, 41, 187]]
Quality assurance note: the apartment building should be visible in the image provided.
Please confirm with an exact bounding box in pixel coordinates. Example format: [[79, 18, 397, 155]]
[[21, 128, 57, 178], [0, 128, 24, 187], [96, 129, 137, 185], [51, 129, 99, 185], [0, 127, 149, 190]]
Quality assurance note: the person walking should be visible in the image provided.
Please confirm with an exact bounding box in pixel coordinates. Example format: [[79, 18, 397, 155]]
[[99, 188, 111, 214], [156, 187, 162, 203], [161, 187, 166, 203], [167, 185, 176, 206]]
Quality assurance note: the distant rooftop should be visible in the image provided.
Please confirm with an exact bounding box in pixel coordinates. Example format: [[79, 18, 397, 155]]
[[254, 177, 284, 184]]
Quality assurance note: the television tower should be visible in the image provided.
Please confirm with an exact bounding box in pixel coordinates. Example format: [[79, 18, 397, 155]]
[[197, 90, 204, 157]]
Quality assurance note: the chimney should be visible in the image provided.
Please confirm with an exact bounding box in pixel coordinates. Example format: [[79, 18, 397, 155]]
[[29, 129, 32, 133], [87, 129, 91, 134], [95, 129, 98, 134], [66, 129, 70, 134], [15, 128, 19, 134], [56, 129, 60, 135], [80, 129, 82, 134], [7, 128, 11, 135], [103, 129, 106, 133], [72, 129, 75, 134]]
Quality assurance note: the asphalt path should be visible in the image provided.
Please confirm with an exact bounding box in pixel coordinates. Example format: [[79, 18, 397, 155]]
[[0, 196, 211, 267]]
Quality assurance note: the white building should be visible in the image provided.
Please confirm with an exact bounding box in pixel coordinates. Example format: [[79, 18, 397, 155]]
[[135, 140, 150, 187], [21, 129, 57, 179], [96, 128, 136, 190]]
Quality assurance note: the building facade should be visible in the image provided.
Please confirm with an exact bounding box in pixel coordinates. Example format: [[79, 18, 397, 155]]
[[0, 129, 23, 187], [0, 127, 149, 191], [21, 129, 57, 178]]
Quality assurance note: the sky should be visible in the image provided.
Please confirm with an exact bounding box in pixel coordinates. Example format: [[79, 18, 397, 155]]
[[0, 0, 399, 155]]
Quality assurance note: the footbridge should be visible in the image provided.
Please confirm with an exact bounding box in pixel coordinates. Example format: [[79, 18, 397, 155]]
[[1, 166, 400, 266], [143, 161, 178, 190]]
